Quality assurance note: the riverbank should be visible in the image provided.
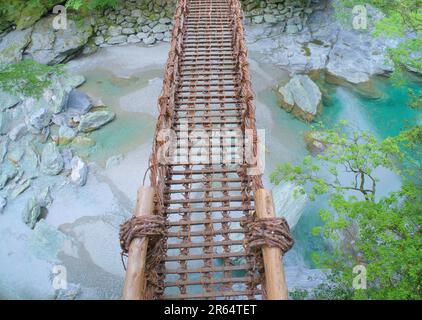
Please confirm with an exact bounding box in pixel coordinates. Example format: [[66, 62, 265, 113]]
[[1, 36, 419, 298]]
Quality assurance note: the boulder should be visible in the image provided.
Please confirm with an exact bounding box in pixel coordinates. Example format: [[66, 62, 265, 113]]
[[66, 89, 92, 115], [10, 179, 31, 199], [122, 28, 136, 35], [8, 123, 27, 141], [70, 156, 88, 186], [25, 16, 93, 65], [278, 75, 321, 122], [0, 89, 21, 111], [78, 110, 115, 132], [0, 28, 32, 66], [23, 17, 56, 65], [108, 26, 122, 37], [152, 24, 168, 33], [21, 146, 39, 179], [24, 100, 52, 130], [0, 195, 6, 214], [41, 143, 64, 175], [22, 197, 42, 229], [143, 36, 156, 45], [107, 35, 127, 45], [127, 35, 141, 43], [58, 125, 76, 144], [273, 182, 308, 229], [304, 130, 327, 155], [252, 15, 264, 24], [0, 161, 18, 189], [264, 14, 277, 24]]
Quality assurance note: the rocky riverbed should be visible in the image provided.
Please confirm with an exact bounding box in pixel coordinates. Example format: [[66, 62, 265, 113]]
[[0, 0, 419, 299]]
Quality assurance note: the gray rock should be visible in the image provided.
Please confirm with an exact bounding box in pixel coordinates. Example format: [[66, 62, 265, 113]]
[[122, 27, 135, 35], [0, 28, 32, 66], [78, 110, 115, 132], [107, 35, 127, 45], [0, 112, 5, 135], [94, 36, 105, 46], [8, 123, 27, 141], [22, 197, 42, 229], [61, 148, 73, 170], [285, 24, 299, 34], [41, 143, 64, 176], [136, 32, 149, 40], [155, 33, 164, 41], [108, 25, 122, 37], [0, 161, 18, 189], [143, 36, 156, 45], [159, 18, 172, 24], [38, 186, 53, 208], [252, 15, 264, 24], [264, 14, 277, 24], [132, 9, 142, 17], [278, 75, 321, 122], [25, 101, 52, 131], [58, 126, 76, 144], [0, 195, 6, 214], [21, 146, 39, 179], [152, 24, 168, 33], [70, 156, 88, 186], [23, 18, 56, 65], [66, 89, 92, 115], [10, 179, 31, 199], [127, 34, 141, 43], [25, 16, 93, 65], [0, 139, 8, 163], [0, 89, 20, 111], [7, 143, 25, 163], [141, 25, 152, 33]]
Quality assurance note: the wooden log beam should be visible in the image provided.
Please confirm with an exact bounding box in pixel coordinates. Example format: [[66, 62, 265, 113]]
[[122, 186, 155, 300], [255, 189, 288, 300]]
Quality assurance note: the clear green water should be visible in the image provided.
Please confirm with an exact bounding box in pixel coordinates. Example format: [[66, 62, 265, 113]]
[[74, 64, 420, 271], [72, 68, 162, 164], [287, 75, 421, 268]]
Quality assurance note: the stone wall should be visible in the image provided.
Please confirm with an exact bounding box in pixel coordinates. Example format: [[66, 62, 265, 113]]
[[92, 0, 316, 47], [93, 0, 177, 47], [243, 0, 318, 34], [0, 0, 319, 67]]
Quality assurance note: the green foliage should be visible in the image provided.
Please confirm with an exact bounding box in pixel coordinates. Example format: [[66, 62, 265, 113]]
[[0, 59, 63, 98], [272, 122, 422, 299], [271, 121, 403, 201], [0, 0, 62, 31], [65, 0, 118, 11], [0, 0, 117, 31], [312, 183, 422, 299]]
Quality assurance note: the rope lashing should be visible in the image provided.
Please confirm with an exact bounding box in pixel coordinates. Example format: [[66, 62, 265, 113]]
[[245, 216, 294, 254], [119, 215, 167, 254]]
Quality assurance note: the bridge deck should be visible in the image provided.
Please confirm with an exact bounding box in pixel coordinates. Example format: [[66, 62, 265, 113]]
[[156, 0, 261, 300]]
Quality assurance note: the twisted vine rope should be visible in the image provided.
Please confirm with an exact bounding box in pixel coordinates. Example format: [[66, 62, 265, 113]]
[[245, 216, 294, 253], [119, 215, 167, 298]]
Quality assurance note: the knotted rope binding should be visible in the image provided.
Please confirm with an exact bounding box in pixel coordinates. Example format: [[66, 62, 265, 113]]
[[119, 215, 167, 254], [245, 216, 294, 254]]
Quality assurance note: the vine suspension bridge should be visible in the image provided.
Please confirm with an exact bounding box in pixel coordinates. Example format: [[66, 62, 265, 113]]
[[119, 0, 294, 300]]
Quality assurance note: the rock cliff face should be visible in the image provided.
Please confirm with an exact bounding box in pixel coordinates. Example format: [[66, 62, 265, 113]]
[[245, 0, 403, 85], [0, 0, 316, 66]]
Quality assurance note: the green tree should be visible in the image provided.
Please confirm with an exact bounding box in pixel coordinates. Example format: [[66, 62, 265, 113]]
[[272, 122, 422, 299]]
